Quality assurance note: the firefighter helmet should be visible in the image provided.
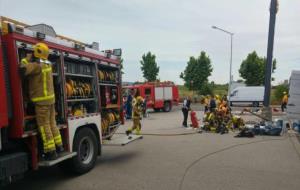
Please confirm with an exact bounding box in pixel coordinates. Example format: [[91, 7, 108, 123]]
[[33, 43, 49, 60]]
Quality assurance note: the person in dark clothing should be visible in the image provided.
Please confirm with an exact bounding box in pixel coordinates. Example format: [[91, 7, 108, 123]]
[[209, 95, 216, 112], [182, 96, 191, 127], [125, 90, 133, 119]]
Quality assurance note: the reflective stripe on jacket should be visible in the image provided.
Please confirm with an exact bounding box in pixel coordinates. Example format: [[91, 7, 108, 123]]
[[24, 60, 55, 105], [21, 58, 29, 65], [132, 96, 143, 118]]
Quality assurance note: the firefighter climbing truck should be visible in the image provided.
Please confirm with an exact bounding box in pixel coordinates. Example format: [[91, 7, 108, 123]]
[[123, 82, 179, 112], [0, 17, 141, 185]]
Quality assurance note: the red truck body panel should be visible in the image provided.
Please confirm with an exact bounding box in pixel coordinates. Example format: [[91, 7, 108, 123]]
[[0, 34, 8, 128], [1, 32, 121, 138]]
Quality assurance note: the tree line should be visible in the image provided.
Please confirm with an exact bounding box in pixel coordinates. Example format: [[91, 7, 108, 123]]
[[122, 50, 278, 95]]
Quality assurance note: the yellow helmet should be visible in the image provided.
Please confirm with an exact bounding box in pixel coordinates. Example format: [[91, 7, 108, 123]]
[[33, 43, 49, 60], [283, 91, 287, 94], [136, 96, 144, 104]]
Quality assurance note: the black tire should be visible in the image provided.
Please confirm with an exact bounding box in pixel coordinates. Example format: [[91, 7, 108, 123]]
[[154, 108, 161, 112], [252, 101, 259, 107], [61, 128, 98, 175], [163, 101, 171, 112]]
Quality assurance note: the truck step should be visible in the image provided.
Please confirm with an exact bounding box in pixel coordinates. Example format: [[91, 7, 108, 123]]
[[38, 152, 77, 167], [103, 135, 143, 146]]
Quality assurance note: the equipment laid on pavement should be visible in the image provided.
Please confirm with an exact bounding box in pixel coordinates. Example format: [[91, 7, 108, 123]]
[[190, 110, 199, 129], [0, 16, 142, 185], [202, 108, 240, 134]]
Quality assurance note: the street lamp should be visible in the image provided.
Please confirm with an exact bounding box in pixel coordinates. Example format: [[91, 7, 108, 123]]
[[212, 25, 234, 107]]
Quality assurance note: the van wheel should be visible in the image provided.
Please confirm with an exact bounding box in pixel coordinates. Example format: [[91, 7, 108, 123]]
[[61, 128, 98, 174], [252, 102, 259, 107], [163, 102, 171, 112]]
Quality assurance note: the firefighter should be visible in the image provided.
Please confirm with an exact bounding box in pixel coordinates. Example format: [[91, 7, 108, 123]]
[[215, 95, 221, 108], [281, 91, 288, 112], [204, 95, 209, 113], [19, 43, 63, 160], [126, 90, 144, 136]]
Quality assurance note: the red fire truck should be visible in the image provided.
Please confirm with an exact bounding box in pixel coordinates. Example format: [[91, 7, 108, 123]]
[[0, 17, 141, 185], [123, 82, 179, 112]]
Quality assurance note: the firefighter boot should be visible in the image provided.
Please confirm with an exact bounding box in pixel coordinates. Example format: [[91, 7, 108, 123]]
[[135, 128, 141, 135], [56, 145, 64, 154], [126, 127, 133, 136], [46, 151, 58, 160]]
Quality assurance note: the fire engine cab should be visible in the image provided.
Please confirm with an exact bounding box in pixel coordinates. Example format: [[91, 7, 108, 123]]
[[0, 16, 141, 185], [123, 82, 179, 112]]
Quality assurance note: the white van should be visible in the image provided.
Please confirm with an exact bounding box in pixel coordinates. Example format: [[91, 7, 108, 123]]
[[287, 70, 300, 119], [229, 86, 264, 107]]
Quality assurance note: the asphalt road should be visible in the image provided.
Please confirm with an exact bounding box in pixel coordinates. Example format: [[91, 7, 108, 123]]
[[5, 105, 300, 190]]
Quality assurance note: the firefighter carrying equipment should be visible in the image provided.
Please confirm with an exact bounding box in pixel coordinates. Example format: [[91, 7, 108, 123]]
[[126, 96, 144, 136]]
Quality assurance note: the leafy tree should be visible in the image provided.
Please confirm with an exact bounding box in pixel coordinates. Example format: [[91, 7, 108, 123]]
[[239, 51, 277, 86], [180, 51, 213, 94], [200, 82, 213, 96], [140, 52, 159, 81]]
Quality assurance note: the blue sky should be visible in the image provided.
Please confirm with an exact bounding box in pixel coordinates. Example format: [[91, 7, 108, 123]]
[[1, 0, 299, 84]]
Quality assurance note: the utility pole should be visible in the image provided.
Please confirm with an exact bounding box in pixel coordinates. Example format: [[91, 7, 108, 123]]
[[263, 0, 278, 121], [211, 26, 234, 109]]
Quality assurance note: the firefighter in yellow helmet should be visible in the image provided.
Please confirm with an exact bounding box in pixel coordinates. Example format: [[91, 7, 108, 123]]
[[281, 91, 288, 112], [215, 95, 221, 108], [126, 90, 144, 136], [19, 43, 63, 160]]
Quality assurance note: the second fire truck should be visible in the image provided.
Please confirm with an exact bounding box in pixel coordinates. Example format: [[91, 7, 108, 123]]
[[123, 82, 179, 112]]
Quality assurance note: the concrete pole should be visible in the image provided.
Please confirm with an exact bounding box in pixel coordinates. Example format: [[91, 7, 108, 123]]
[[228, 33, 233, 108], [263, 0, 278, 121]]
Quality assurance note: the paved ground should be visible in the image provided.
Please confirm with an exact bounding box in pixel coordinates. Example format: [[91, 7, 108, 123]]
[[5, 105, 300, 190]]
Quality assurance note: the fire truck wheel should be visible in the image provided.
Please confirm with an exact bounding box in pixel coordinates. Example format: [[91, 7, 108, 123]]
[[154, 108, 161, 112], [252, 101, 259, 107], [163, 101, 171, 112], [62, 128, 98, 174]]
